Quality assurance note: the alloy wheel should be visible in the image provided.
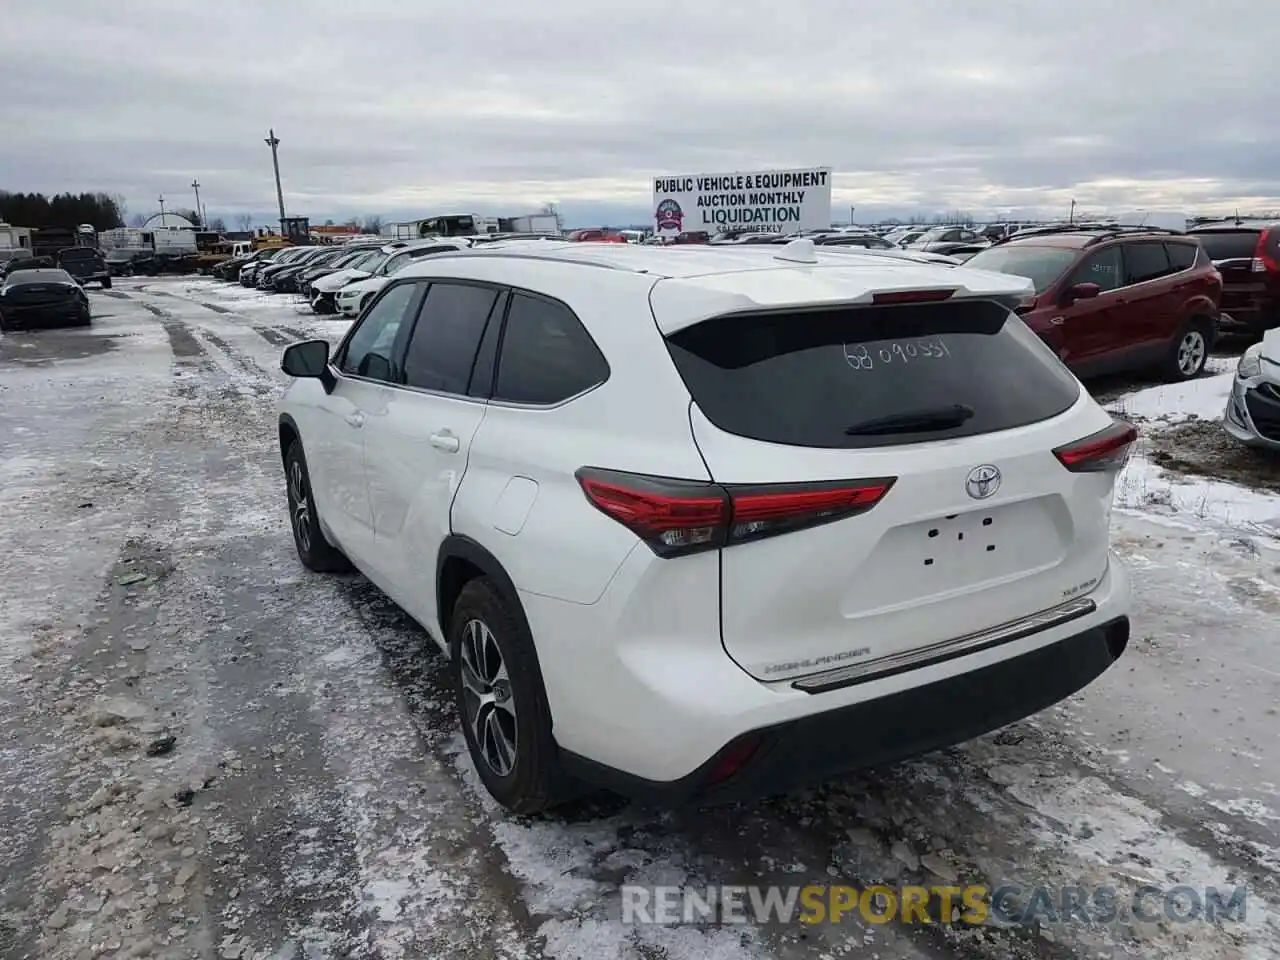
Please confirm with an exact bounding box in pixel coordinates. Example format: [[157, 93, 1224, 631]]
[[287, 459, 312, 553], [458, 618, 518, 777], [1178, 330, 1206, 376]]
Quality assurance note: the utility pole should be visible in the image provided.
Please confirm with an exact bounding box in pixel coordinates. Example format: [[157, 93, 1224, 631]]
[[1068, 199, 1077, 224], [191, 179, 203, 227], [849, 205, 855, 227], [265, 129, 286, 234]]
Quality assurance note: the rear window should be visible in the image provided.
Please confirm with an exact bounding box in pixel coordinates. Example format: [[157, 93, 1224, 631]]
[[665, 300, 1080, 450], [1188, 229, 1262, 261]]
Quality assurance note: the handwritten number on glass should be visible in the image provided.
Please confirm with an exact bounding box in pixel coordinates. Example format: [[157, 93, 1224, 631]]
[[844, 337, 950, 370]]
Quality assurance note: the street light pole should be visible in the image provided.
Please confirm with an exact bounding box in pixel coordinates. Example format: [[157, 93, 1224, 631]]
[[265, 129, 286, 234], [158, 194, 166, 222], [191, 179, 203, 227]]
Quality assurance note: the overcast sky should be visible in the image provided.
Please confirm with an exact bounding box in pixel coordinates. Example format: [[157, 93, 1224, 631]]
[[3, 0, 1276, 227]]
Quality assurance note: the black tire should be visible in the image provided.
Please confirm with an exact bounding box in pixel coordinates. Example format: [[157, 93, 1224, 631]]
[[283, 440, 353, 573], [449, 577, 563, 814], [1160, 317, 1212, 382], [77, 307, 92, 327], [360, 293, 372, 314], [101, 277, 112, 290]]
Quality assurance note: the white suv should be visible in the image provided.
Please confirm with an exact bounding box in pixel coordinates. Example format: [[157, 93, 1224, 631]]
[[276, 239, 1134, 813]]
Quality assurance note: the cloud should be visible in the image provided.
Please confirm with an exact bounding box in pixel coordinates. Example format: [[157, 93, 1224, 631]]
[[2, 0, 1276, 226]]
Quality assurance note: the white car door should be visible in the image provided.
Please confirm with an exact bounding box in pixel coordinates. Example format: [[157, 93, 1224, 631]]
[[316, 281, 424, 568], [361, 281, 505, 633]]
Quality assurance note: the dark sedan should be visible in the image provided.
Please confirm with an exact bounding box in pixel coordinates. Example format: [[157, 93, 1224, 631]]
[[0, 268, 91, 331]]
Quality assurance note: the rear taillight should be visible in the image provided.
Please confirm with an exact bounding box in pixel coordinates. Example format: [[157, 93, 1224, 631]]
[[1053, 418, 1138, 473], [1254, 228, 1280, 274], [575, 468, 895, 557]]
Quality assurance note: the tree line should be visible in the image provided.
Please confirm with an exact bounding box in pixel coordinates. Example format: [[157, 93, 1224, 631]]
[[0, 191, 127, 231]]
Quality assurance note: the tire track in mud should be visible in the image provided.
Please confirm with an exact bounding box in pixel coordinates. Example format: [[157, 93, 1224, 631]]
[[24, 285, 546, 958], [146, 286, 316, 350]]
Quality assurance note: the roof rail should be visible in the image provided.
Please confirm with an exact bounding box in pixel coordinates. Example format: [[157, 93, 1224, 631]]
[[993, 223, 1185, 247]]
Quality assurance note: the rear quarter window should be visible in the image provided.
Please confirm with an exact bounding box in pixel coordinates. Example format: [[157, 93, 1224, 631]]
[[665, 300, 1081, 450], [1165, 242, 1197, 271]]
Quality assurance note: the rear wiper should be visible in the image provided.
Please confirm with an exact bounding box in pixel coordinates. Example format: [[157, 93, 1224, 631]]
[[844, 404, 975, 436]]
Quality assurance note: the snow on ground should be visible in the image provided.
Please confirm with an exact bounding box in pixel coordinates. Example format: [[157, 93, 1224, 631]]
[[1102, 361, 1280, 538], [2, 277, 1278, 960], [1109, 370, 1234, 425]]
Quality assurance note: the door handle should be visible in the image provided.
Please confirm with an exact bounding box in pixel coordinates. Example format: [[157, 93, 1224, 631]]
[[429, 431, 460, 453], [345, 412, 365, 428]]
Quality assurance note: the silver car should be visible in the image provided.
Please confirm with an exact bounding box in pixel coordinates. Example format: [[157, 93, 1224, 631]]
[[1223, 332, 1280, 449]]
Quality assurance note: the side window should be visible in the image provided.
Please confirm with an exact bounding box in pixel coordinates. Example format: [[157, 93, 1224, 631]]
[[1165, 242, 1196, 271], [338, 282, 419, 382], [493, 294, 609, 405], [1124, 243, 1171, 285], [380, 253, 407, 276], [402, 283, 501, 395], [1069, 246, 1123, 292], [942, 230, 961, 242]]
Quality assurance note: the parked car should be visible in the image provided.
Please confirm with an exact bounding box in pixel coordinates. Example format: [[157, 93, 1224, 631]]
[[270, 247, 350, 294], [906, 227, 986, 256], [104, 249, 152, 277], [1, 255, 54, 278], [0, 267, 91, 330], [222, 247, 284, 282], [244, 246, 310, 287], [56, 246, 112, 289], [1223, 330, 1280, 449], [275, 239, 1133, 812], [566, 228, 627, 242], [297, 245, 385, 299], [259, 247, 327, 290], [1185, 219, 1280, 336], [808, 231, 896, 250], [963, 226, 1221, 380], [321, 240, 472, 317]]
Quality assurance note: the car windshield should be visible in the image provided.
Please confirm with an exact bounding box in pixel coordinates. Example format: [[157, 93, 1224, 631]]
[[962, 245, 1079, 293], [58, 248, 99, 261]]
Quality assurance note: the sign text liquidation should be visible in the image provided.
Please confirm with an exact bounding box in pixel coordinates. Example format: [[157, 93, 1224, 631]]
[[654, 169, 831, 230]]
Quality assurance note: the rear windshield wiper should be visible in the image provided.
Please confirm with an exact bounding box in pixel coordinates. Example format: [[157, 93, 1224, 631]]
[[844, 404, 975, 436]]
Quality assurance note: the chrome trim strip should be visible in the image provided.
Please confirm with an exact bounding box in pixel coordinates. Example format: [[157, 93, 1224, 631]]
[[791, 596, 1098, 694]]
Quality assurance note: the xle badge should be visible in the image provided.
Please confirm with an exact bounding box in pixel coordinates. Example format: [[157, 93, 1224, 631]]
[[965, 464, 1001, 500]]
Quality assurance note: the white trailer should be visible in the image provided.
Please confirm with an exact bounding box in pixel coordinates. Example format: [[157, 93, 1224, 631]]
[[99, 226, 198, 255], [0, 222, 33, 251]]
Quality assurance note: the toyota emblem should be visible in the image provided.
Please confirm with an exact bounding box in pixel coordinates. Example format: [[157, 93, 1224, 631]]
[[965, 464, 1001, 500]]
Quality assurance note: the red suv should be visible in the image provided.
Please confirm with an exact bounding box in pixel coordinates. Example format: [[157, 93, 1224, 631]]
[[1186, 219, 1280, 337], [962, 226, 1222, 381]]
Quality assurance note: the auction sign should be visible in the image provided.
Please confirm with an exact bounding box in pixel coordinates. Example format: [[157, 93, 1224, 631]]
[[652, 166, 832, 236]]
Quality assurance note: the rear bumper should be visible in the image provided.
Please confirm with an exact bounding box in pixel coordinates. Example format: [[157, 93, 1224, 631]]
[[1, 301, 87, 328], [562, 614, 1129, 804], [1218, 297, 1280, 333], [527, 548, 1131, 792]]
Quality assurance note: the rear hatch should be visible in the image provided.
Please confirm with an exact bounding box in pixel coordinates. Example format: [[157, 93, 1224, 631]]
[[662, 295, 1124, 683], [7, 282, 78, 307], [1191, 228, 1276, 315], [57, 252, 105, 278]]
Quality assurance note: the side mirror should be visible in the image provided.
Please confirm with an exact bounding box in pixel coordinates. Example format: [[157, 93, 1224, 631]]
[[1063, 282, 1100, 305], [281, 339, 331, 379]]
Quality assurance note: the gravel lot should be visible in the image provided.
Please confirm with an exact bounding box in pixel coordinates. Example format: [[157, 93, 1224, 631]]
[[1, 279, 1277, 960]]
